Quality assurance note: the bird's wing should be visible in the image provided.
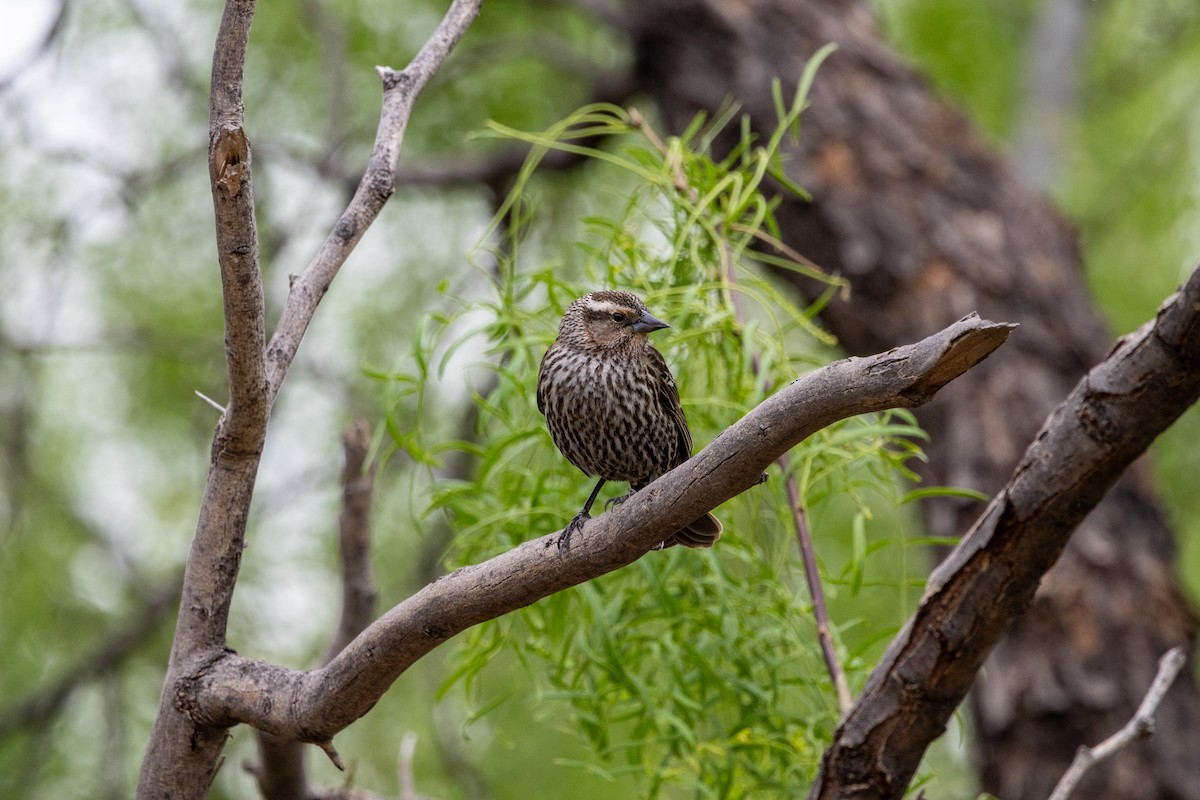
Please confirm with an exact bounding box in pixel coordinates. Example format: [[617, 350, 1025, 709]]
[[536, 346, 552, 415], [645, 346, 692, 467]]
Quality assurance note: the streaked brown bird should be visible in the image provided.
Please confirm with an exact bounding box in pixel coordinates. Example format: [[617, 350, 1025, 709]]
[[537, 290, 722, 552]]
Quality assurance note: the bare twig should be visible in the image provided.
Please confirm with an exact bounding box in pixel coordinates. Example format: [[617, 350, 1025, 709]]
[[812, 262, 1200, 799], [785, 481, 853, 713], [265, 0, 484, 402], [325, 418, 379, 662], [723, 247, 852, 714], [174, 316, 1014, 747], [194, 390, 226, 414], [1047, 646, 1188, 800]]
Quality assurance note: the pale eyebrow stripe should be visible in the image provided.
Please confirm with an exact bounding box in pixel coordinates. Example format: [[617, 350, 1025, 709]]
[[583, 299, 628, 315]]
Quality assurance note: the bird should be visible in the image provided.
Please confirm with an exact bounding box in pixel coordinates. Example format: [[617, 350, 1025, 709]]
[[536, 290, 722, 553]]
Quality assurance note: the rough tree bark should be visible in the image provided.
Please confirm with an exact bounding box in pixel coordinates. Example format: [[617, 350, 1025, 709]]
[[631, 1, 1199, 798], [809, 263, 1200, 798]]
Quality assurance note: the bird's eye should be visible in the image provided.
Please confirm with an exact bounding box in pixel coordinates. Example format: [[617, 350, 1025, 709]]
[[611, 312, 627, 323]]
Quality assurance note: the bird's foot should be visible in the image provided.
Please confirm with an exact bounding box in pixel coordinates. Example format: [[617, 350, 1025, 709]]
[[556, 511, 590, 556], [604, 488, 636, 512]]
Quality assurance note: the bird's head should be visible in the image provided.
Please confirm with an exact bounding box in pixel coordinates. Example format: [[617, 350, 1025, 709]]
[[562, 290, 669, 349]]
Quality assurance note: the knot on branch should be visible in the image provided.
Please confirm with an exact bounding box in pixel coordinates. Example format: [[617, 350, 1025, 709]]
[[377, 65, 414, 93], [210, 125, 251, 196], [1076, 388, 1123, 445], [173, 648, 238, 728], [1152, 269, 1200, 365]]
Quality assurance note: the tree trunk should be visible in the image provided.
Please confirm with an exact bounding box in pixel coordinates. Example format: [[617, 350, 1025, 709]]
[[631, 2, 1199, 798]]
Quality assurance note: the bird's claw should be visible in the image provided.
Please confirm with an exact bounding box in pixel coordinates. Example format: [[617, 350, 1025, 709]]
[[603, 489, 635, 512], [556, 512, 590, 556]]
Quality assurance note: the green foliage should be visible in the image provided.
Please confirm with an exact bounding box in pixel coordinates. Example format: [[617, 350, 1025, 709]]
[[382, 74, 939, 796]]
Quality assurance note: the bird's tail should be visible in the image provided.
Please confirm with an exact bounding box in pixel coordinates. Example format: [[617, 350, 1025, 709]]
[[655, 512, 722, 549]]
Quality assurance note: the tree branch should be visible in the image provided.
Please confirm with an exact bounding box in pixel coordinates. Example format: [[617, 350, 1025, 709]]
[[171, 315, 1014, 748], [265, 0, 483, 402], [209, 0, 267, 452], [324, 418, 379, 663], [138, 2, 481, 797], [1048, 646, 1188, 800], [140, 3, 267, 794], [811, 262, 1200, 799]]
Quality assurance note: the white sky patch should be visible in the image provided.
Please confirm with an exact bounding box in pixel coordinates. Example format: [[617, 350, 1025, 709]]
[[0, 1, 60, 80]]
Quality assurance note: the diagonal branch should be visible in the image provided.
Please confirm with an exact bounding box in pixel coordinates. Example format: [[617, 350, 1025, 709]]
[[265, 0, 484, 402], [170, 315, 1014, 749], [811, 262, 1200, 800]]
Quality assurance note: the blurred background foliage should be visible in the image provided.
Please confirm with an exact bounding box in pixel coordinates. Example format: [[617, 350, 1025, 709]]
[[0, 0, 1197, 798]]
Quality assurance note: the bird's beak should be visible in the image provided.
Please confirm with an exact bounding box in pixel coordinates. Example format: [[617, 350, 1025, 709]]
[[632, 311, 670, 334]]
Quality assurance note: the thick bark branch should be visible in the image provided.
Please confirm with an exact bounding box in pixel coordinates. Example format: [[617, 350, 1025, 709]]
[[209, 0, 267, 452], [172, 316, 1013, 747], [812, 264, 1200, 799], [140, 3, 266, 795]]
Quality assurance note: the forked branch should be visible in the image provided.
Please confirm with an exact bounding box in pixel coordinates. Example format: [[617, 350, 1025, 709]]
[[137, 2, 482, 798]]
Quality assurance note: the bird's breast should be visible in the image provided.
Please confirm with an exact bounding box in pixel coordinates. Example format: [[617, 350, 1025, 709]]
[[538, 346, 677, 483]]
